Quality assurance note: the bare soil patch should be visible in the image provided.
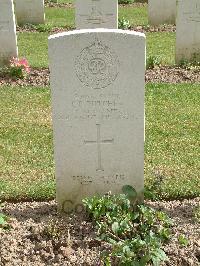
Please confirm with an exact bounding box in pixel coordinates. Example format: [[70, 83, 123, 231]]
[[0, 198, 199, 265], [132, 24, 176, 33], [16, 24, 175, 34], [146, 66, 200, 84], [45, 1, 73, 8], [44, 1, 146, 9], [0, 66, 199, 87]]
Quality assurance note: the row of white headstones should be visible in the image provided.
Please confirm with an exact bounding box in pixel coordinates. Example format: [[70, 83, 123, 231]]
[[0, 0, 199, 213], [149, 0, 200, 63], [0, 0, 200, 66], [1, 0, 200, 65]]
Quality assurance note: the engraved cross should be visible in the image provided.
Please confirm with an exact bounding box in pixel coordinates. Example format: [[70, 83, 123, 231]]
[[84, 124, 114, 172]]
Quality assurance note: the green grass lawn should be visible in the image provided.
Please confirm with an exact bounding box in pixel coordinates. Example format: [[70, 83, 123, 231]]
[[18, 33, 49, 68], [17, 31, 176, 68], [16, 3, 174, 68], [45, 7, 75, 28], [0, 87, 54, 201], [0, 84, 199, 201], [119, 5, 148, 26], [146, 32, 175, 65]]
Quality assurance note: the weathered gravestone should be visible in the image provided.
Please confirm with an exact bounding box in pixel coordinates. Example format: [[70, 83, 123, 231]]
[[48, 29, 145, 213], [0, 0, 18, 66], [15, 0, 45, 25], [176, 0, 200, 64], [75, 0, 118, 29], [148, 0, 177, 25]]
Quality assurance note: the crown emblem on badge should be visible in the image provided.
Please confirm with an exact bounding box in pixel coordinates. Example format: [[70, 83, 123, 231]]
[[87, 39, 108, 55]]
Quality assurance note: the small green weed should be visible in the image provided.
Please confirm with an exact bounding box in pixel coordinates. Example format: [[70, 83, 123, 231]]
[[146, 55, 162, 69], [178, 234, 189, 247], [83, 192, 173, 265], [193, 206, 200, 223], [43, 219, 61, 240], [118, 17, 131, 29], [33, 23, 53, 32], [178, 55, 200, 70], [0, 204, 10, 230], [119, 0, 134, 4]]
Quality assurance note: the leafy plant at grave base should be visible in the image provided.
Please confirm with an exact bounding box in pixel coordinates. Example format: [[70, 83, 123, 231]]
[[9, 57, 30, 79], [146, 55, 162, 69], [0, 213, 10, 230], [43, 219, 61, 240], [118, 0, 134, 4], [33, 24, 53, 33], [144, 172, 166, 201], [83, 188, 174, 266], [0, 203, 10, 231], [118, 17, 131, 30], [178, 54, 200, 70], [178, 58, 188, 68]]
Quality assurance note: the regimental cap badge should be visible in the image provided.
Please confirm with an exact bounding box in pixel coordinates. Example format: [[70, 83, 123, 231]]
[[75, 38, 119, 89]]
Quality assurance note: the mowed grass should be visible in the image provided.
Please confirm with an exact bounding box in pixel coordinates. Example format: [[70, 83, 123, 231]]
[[18, 33, 48, 68], [0, 84, 199, 201], [119, 5, 148, 26], [45, 7, 74, 28], [0, 87, 54, 201], [17, 31, 175, 68], [145, 83, 199, 200], [147, 32, 175, 65]]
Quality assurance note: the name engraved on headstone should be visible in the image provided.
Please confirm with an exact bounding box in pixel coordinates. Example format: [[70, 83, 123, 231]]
[[70, 92, 131, 121], [84, 124, 114, 171], [54, 92, 137, 121], [75, 38, 119, 89]]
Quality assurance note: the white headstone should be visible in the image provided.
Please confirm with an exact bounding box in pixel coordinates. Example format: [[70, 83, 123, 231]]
[[0, 0, 18, 66], [176, 0, 200, 63], [148, 0, 177, 25], [15, 0, 45, 25], [75, 0, 118, 29], [48, 29, 145, 213]]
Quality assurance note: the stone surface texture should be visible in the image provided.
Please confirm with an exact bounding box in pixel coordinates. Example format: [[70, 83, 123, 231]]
[[48, 29, 145, 212], [0, 0, 18, 66], [176, 0, 200, 63], [75, 0, 118, 29], [148, 0, 176, 25], [15, 0, 45, 25]]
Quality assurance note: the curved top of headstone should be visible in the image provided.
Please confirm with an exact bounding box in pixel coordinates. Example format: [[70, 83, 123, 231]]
[[48, 29, 145, 41]]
